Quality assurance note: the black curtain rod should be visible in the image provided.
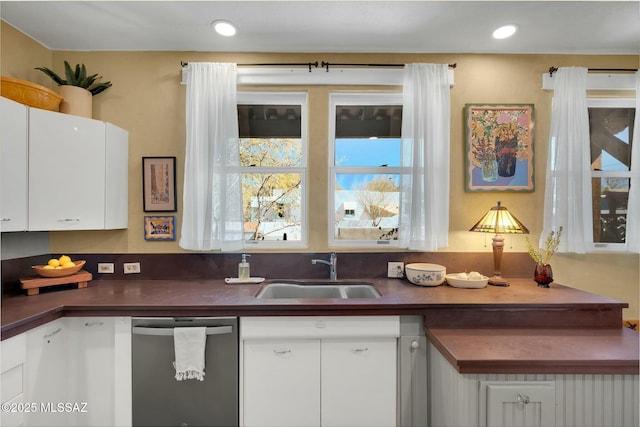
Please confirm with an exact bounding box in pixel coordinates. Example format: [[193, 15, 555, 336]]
[[180, 61, 457, 72], [548, 66, 638, 76], [181, 61, 319, 72], [320, 61, 456, 71]]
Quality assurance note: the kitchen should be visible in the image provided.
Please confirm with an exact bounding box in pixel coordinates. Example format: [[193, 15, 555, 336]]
[[1, 1, 639, 427]]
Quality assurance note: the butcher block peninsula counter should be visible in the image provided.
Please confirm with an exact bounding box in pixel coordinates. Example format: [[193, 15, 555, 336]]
[[1, 277, 638, 374]]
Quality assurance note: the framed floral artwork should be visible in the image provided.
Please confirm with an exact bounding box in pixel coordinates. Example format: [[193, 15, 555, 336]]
[[464, 104, 534, 192]]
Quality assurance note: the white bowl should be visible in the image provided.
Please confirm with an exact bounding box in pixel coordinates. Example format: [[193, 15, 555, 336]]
[[405, 263, 446, 286], [446, 272, 488, 289]]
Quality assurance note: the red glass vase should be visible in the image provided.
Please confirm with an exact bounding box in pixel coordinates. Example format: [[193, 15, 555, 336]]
[[534, 263, 553, 288]]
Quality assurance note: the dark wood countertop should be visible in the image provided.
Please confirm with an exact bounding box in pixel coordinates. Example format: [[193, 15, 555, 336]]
[[2, 276, 637, 375], [426, 327, 640, 375]]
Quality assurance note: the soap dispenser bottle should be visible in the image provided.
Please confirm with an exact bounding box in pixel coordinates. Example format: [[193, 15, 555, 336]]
[[238, 254, 251, 280]]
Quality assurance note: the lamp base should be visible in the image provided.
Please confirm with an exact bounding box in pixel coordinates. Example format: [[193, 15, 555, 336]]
[[488, 275, 510, 287]]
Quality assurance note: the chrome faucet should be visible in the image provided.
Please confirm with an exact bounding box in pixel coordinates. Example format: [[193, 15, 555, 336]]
[[312, 252, 337, 281]]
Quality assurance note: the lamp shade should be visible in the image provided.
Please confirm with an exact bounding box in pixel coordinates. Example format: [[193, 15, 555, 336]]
[[469, 201, 529, 234]]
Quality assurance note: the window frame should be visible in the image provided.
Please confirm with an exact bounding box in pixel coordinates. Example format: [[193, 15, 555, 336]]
[[587, 97, 635, 252], [328, 92, 406, 248], [237, 91, 308, 248]]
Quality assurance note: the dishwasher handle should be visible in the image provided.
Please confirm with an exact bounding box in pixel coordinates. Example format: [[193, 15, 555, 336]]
[[132, 325, 233, 336]]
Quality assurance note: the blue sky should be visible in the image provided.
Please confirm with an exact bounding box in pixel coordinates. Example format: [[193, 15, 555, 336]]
[[335, 138, 401, 189]]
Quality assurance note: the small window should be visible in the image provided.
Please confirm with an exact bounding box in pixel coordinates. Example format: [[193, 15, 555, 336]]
[[329, 93, 404, 246], [238, 92, 307, 246], [588, 98, 635, 250]]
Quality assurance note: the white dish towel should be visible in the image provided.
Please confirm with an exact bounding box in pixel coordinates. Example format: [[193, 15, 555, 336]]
[[173, 327, 206, 381]]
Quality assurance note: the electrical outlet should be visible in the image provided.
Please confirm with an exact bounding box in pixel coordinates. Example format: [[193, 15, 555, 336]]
[[124, 262, 141, 274], [97, 262, 114, 273], [387, 262, 404, 278]]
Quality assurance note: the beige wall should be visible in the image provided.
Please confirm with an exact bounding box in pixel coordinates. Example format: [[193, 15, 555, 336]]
[[2, 22, 638, 318]]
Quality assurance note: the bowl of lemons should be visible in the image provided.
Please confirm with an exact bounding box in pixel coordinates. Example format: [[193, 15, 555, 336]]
[[32, 255, 85, 278]]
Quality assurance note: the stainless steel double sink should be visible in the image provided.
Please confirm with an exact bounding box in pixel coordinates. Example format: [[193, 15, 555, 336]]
[[255, 281, 381, 299]]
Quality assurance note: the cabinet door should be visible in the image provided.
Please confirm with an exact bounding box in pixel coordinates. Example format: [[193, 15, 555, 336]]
[[0, 333, 26, 427], [67, 317, 116, 427], [321, 338, 397, 427], [243, 339, 320, 427], [28, 108, 106, 230], [482, 381, 555, 427], [0, 97, 28, 232], [25, 318, 71, 427], [105, 123, 128, 229]]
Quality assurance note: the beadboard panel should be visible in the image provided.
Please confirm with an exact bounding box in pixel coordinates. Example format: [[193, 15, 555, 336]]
[[429, 343, 640, 427]]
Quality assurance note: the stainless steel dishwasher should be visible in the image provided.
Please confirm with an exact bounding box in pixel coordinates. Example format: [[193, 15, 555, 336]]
[[132, 317, 239, 427]]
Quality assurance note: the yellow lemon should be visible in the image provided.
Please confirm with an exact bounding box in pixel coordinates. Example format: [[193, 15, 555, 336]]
[[54, 266, 63, 269], [42, 265, 54, 270], [62, 261, 76, 268], [58, 255, 72, 265], [47, 258, 60, 267]]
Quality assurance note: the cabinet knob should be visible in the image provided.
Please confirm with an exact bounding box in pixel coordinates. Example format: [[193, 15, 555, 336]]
[[410, 340, 419, 349]]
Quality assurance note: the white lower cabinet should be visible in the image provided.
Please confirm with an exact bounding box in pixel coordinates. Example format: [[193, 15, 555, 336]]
[[241, 316, 400, 427], [429, 342, 640, 427], [480, 381, 555, 427], [243, 339, 321, 427], [5, 316, 132, 427], [1, 333, 27, 427], [321, 338, 397, 427]]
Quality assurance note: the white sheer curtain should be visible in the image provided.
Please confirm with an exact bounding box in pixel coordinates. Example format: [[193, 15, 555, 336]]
[[541, 67, 592, 253], [626, 71, 640, 253], [179, 62, 244, 251], [399, 63, 451, 250]]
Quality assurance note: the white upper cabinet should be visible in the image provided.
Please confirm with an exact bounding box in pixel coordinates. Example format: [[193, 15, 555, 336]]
[[27, 107, 128, 230], [0, 97, 28, 232], [105, 123, 129, 229]]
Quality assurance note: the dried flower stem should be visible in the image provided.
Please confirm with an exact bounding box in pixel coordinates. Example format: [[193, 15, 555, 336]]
[[526, 226, 563, 265]]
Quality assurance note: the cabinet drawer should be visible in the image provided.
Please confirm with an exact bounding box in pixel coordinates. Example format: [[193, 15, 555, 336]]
[[241, 316, 399, 339]]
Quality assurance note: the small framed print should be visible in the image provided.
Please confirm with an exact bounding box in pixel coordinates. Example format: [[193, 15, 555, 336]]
[[142, 157, 177, 212], [144, 216, 176, 241]]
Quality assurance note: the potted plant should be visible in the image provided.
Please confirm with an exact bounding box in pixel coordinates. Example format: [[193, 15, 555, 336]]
[[35, 61, 112, 118], [526, 226, 563, 288]]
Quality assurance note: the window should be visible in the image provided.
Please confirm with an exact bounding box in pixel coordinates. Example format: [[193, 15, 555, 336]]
[[588, 98, 635, 250], [329, 93, 404, 246], [238, 92, 307, 246]]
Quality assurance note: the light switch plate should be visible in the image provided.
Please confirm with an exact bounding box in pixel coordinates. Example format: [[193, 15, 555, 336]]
[[387, 262, 404, 278]]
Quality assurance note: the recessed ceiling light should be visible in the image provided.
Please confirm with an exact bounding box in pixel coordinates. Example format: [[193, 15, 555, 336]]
[[212, 20, 237, 37], [492, 25, 517, 40]]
